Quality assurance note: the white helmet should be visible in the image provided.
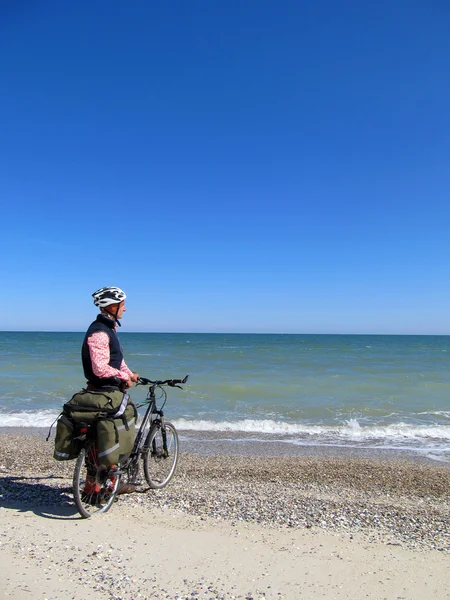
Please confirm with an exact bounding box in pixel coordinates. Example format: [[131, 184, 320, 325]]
[[92, 286, 126, 308]]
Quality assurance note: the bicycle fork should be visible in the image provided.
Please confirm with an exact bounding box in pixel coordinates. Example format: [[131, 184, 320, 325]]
[[160, 424, 170, 458]]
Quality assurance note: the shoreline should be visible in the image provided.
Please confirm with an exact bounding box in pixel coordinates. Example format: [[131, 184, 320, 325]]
[[1, 425, 448, 466], [1, 431, 450, 598]]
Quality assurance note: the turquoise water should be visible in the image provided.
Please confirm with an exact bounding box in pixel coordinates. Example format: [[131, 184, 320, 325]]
[[1, 332, 450, 461]]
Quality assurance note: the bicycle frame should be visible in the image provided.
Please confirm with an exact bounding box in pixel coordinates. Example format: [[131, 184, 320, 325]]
[[130, 385, 166, 459], [120, 376, 188, 482]]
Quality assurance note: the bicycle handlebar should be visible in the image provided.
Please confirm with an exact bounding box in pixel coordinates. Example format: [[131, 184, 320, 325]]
[[136, 375, 189, 388]]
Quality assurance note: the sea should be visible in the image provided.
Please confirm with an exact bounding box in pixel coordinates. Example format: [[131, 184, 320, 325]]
[[1, 331, 450, 463]]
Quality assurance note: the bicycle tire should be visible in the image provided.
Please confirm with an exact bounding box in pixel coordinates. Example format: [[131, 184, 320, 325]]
[[143, 421, 179, 489], [73, 440, 121, 518]]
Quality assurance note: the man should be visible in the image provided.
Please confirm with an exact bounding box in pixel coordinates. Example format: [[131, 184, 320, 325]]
[[81, 286, 138, 495], [82, 286, 139, 390]]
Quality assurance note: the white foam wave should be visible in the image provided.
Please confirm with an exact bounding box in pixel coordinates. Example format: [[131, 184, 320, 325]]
[[2, 411, 450, 447], [174, 418, 328, 435], [173, 417, 450, 442], [417, 410, 450, 419], [0, 410, 59, 428]]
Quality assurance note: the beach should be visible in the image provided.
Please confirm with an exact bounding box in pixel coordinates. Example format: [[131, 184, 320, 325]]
[[1, 431, 450, 599]]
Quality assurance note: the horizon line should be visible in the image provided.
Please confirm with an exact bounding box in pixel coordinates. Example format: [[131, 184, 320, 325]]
[[1, 330, 449, 336]]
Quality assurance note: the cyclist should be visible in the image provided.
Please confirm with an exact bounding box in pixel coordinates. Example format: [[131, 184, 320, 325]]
[[82, 286, 139, 391], [81, 286, 139, 495]]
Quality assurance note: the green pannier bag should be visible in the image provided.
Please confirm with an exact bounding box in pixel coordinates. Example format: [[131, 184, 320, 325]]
[[96, 402, 136, 467], [53, 414, 80, 461], [64, 389, 129, 422], [53, 389, 137, 464]]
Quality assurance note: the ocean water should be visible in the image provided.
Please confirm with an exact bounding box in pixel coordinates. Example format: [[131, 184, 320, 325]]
[[1, 331, 450, 462]]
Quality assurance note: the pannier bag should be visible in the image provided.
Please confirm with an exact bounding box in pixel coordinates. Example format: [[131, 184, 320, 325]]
[[53, 414, 80, 460], [96, 402, 136, 466], [53, 389, 137, 464]]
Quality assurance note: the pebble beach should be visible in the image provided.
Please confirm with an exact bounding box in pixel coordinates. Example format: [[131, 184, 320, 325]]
[[1, 430, 450, 599]]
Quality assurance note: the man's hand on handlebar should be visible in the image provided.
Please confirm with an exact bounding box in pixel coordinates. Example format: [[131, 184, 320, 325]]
[[121, 377, 133, 390], [121, 372, 139, 389], [119, 372, 137, 390]]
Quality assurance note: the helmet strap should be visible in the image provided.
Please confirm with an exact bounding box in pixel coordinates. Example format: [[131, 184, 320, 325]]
[[103, 306, 121, 327]]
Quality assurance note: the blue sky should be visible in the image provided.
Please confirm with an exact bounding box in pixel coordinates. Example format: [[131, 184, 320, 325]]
[[2, 1, 449, 334]]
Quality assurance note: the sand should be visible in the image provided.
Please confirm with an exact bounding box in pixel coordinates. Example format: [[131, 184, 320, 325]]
[[1, 431, 449, 599]]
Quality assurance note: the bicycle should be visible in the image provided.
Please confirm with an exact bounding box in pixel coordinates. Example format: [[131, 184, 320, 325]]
[[72, 375, 188, 518]]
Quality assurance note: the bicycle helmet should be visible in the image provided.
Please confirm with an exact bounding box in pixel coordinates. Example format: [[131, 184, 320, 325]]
[[92, 286, 126, 307]]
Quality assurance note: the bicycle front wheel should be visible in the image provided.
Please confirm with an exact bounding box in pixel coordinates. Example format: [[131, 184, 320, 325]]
[[73, 440, 121, 518], [143, 421, 179, 489]]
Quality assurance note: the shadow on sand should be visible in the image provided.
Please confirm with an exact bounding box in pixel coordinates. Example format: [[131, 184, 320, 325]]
[[0, 475, 81, 519]]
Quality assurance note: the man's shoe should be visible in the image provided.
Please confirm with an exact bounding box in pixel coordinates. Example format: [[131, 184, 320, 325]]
[[117, 483, 137, 494]]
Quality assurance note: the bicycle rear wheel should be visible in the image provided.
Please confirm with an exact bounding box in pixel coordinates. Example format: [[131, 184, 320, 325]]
[[143, 421, 179, 489], [73, 440, 121, 518]]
